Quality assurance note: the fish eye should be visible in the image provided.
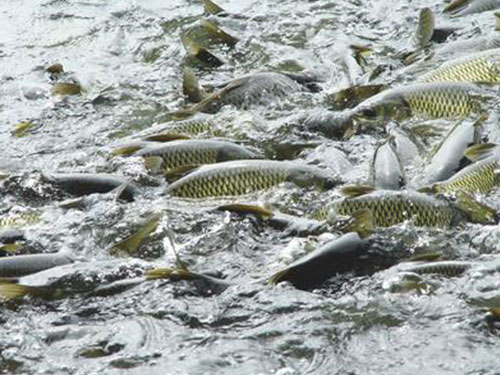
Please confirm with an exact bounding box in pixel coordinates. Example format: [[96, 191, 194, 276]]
[[361, 108, 377, 119]]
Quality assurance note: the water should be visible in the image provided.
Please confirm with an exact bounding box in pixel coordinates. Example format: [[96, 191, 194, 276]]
[[1, 0, 500, 374]]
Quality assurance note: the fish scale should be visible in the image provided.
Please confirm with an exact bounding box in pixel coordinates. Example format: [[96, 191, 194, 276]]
[[420, 49, 500, 83], [0, 211, 42, 229], [432, 154, 500, 194], [403, 85, 479, 118], [166, 160, 334, 198], [316, 190, 456, 227]]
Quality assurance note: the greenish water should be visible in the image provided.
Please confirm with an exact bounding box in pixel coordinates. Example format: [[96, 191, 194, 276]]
[[0, 0, 499, 374]]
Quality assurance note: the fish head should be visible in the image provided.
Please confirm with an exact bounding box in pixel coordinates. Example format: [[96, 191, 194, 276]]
[[351, 94, 411, 125], [301, 110, 356, 139], [288, 167, 339, 190]]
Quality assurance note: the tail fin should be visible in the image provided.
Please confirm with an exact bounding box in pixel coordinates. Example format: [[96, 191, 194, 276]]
[[414, 8, 435, 48], [183, 67, 205, 103], [110, 213, 162, 256], [181, 34, 224, 67], [201, 0, 226, 15], [0, 283, 54, 300], [201, 20, 238, 47]]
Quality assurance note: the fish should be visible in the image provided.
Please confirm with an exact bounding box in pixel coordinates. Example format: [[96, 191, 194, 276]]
[[450, 0, 500, 17], [419, 49, 500, 83], [350, 82, 489, 124], [0, 259, 145, 300], [410, 115, 484, 187], [426, 143, 500, 194], [325, 84, 388, 110], [0, 210, 41, 230], [313, 186, 490, 228], [399, 260, 473, 276], [181, 72, 308, 113], [370, 137, 405, 190], [166, 160, 341, 198], [414, 8, 435, 48], [45, 173, 140, 202], [387, 124, 424, 168], [269, 232, 371, 289], [218, 204, 374, 238], [133, 140, 261, 174], [0, 229, 25, 244], [145, 266, 232, 294], [0, 252, 74, 278]]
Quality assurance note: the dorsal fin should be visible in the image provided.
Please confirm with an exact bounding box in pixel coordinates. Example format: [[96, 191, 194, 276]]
[[216, 203, 273, 219], [165, 164, 200, 182], [144, 133, 190, 142], [341, 184, 375, 197], [342, 208, 374, 238], [464, 143, 500, 162], [110, 213, 161, 256]]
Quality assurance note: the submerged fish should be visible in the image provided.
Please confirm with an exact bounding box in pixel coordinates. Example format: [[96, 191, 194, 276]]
[[46, 173, 140, 202], [450, 0, 500, 17], [399, 260, 473, 276], [419, 49, 500, 83], [166, 160, 341, 198], [0, 210, 42, 230], [181, 72, 309, 113], [370, 137, 405, 190], [411, 116, 484, 187], [0, 252, 74, 278], [350, 82, 489, 123], [269, 232, 371, 289], [218, 204, 374, 238], [133, 140, 260, 173]]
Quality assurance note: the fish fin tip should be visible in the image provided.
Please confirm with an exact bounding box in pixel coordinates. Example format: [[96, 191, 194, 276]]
[[341, 184, 375, 197]]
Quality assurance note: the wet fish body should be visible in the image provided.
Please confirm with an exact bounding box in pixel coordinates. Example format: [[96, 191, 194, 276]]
[[269, 232, 368, 289], [430, 152, 500, 194], [0, 252, 74, 278], [351, 82, 488, 122], [451, 0, 500, 16], [47, 173, 140, 202], [166, 160, 340, 198], [317, 190, 459, 227], [401, 261, 473, 276], [371, 138, 405, 190], [135, 140, 260, 172], [189, 72, 306, 113], [411, 117, 482, 187], [0, 211, 41, 229], [420, 49, 500, 83]]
